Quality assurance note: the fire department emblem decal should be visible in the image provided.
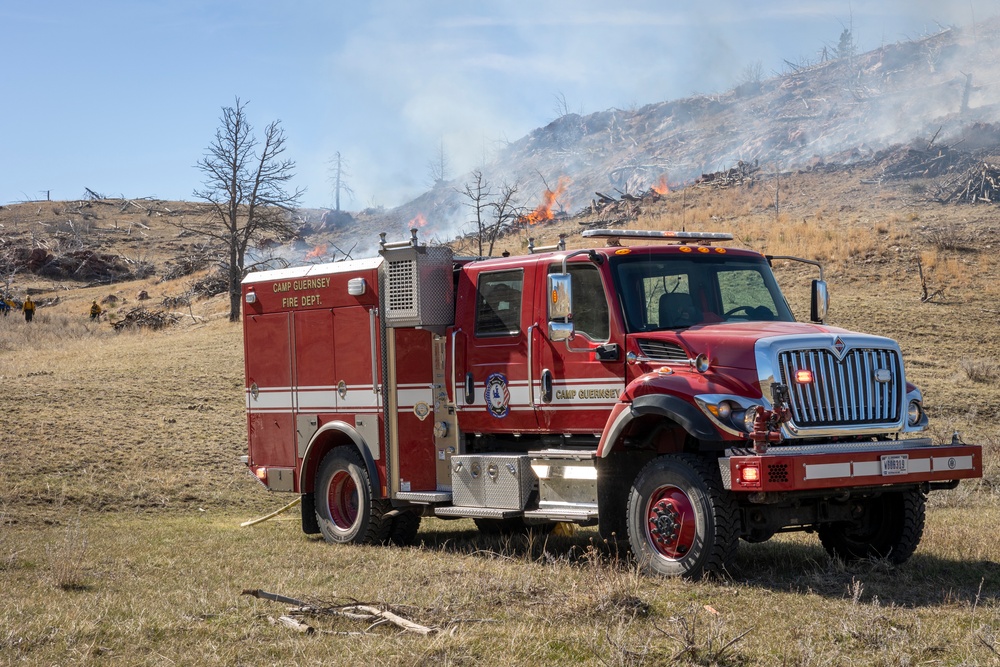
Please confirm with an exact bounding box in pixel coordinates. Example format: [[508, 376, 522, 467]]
[[485, 373, 511, 418]]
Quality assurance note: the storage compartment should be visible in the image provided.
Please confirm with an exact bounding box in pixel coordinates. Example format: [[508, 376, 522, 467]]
[[451, 455, 483, 507], [482, 455, 534, 510], [450, 454, 534, 509]]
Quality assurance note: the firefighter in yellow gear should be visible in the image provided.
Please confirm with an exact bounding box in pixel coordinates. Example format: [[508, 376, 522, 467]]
[[90, 300, 102, 320], [23, 297, 36, 323]]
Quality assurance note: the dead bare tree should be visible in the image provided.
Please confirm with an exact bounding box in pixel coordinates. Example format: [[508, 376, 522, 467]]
[[459, 171, 522, 257], [460, 170, 492, 257], [187, 98, 304, 321], [428, 139, 450, 186], [328, 151, 354, 213], [487, 181, 521, 256]]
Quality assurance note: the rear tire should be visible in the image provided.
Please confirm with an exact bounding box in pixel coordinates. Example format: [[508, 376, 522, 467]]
[[626, 454, 738, 579], [388, 510, 422, 546], [315, 447, 391, 545], [817, 489, 925, 565]]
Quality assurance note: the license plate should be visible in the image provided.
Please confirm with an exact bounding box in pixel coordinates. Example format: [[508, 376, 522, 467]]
[[881, 454, 908, 476]]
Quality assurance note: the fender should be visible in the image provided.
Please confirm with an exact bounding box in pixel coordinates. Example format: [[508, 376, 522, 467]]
[[300, 420, 384, 499], [598, 394, 721, 457]]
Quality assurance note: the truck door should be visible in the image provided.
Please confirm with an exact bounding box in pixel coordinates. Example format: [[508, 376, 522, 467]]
[[456, 264, 538, 434], [533, 261, 625, 434]]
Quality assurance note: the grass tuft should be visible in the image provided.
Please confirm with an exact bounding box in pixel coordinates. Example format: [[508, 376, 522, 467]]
[[45, 514, 91, 592]]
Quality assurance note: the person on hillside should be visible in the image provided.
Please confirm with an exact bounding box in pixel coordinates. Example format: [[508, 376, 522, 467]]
[[23, 296, 36, 323], [0, 297, 8, 317], [90, 300, 102, 321]]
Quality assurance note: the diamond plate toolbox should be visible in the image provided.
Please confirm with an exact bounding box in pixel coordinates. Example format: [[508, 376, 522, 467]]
[[451, 455, 484, 507], [483, 455, 534, 509]]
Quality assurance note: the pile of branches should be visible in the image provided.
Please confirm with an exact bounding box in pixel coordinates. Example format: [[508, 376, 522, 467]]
[[879, 143, 971, 181], [112, 307, 180, 332], [694, 160, 761, 188], [190, 270, 228, 298], [587, 189, 665, 222], [936, 162, 1000, 204], [7, 248, 137, 282]]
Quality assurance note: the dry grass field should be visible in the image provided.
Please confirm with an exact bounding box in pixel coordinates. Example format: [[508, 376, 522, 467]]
[[3, 163, 1000, 665]]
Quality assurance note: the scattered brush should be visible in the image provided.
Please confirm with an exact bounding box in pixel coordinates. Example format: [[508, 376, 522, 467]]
[[961, 358, 999, 384], [45, 515, 90, 592], [112, 307, 181, 331]]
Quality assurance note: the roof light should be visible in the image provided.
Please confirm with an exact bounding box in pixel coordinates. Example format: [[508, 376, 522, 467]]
[[582, 229, 734, 245]]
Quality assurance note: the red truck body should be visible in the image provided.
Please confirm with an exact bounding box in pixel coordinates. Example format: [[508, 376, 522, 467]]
[[241, 229, 981, 577]]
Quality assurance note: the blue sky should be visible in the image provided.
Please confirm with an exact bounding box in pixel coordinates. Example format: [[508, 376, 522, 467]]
[[0, 1, 992, 210]]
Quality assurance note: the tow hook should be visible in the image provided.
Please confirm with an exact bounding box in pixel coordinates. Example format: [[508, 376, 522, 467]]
[[750, 384, 793, 454]]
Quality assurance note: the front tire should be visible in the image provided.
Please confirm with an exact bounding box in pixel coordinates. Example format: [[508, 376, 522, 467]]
[[315, 447, 391, 545], [817, 489, 925, 565], [626, 454, 738, 579]]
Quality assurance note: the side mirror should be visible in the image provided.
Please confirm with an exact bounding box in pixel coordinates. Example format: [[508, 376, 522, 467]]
[[547, 273, 575, 341], [810, 279, 829, 323]]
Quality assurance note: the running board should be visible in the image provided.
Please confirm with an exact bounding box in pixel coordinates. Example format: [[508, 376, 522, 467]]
[[528, 448, 597, 461], [434, 506, 521, 519], [523, 508, 599, 523], [394, 491, 452, 503]]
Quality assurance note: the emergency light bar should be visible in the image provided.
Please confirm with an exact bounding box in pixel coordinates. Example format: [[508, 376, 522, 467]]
[[582, 229, 734, 245]]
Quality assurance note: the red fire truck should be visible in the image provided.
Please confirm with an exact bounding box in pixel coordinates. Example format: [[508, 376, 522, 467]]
[[241, 228, 981, 578]]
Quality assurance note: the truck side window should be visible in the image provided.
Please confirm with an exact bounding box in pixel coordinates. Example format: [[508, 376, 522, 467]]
[[717, 269, 779, 320], [549, 264, 610, 342], [475, 270, 523, 337]]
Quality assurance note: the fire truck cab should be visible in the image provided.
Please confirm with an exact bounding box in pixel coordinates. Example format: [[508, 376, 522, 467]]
[[241, 229, 981, 578]]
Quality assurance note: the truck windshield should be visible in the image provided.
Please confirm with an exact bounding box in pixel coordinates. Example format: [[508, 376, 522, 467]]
[[610, 253, 794, 332]]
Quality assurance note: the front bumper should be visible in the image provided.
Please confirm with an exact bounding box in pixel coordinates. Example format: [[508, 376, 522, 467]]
[[721, 438, 982, 492]]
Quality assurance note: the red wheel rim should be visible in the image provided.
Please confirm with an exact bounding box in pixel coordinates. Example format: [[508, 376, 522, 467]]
[[328, 470, 359, 530], [645, 485, 696, 559]]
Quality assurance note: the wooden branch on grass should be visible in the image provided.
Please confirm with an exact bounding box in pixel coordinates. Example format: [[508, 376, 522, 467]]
[[269, 615, 314, 634], [243, 589, 437, 635]]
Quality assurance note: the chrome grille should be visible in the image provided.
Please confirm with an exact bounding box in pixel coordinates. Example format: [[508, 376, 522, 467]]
[[777, 348, 902, 427], [637, 339, 688, 362]]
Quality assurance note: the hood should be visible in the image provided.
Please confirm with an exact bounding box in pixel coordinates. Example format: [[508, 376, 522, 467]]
[[634, 321, 858, 370]]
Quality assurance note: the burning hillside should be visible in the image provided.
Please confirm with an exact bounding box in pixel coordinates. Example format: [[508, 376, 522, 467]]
[[372, 17, 1000, 241]]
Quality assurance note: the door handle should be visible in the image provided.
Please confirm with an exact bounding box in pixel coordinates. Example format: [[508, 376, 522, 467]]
[[464, 372, 475, 405], [540, 369, 553, 404]]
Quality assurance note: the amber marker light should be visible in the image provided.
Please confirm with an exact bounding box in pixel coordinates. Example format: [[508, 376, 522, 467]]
[[795, 369, 814, 383]]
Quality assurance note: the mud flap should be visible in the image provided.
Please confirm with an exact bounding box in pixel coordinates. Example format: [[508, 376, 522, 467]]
[[301, 492, 320, 534]]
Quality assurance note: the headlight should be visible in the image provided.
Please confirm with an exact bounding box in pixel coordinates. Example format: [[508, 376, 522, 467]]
[[716, 401, 732, 420], [743, 407, 760, 433], [907, 400, 923, 426]]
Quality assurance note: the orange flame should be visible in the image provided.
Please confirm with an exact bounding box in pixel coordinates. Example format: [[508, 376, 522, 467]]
[[305, 244, 328, 260], [409, 213, 428, 228], [651, 175, 670, 195], [521, 176, 571, 225]]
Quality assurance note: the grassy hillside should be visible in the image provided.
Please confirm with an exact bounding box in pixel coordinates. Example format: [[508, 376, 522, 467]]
[[3, 164, 1000, 664]]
